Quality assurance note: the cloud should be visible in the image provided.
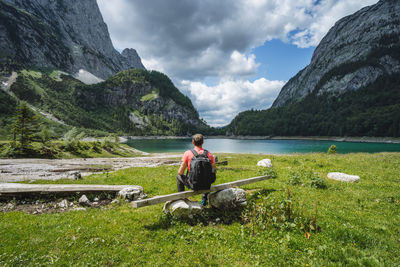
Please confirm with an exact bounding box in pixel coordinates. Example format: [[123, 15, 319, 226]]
[[97, 0, 378, 126], [181, 78, 285, 126], [290, 0, 378, 48]]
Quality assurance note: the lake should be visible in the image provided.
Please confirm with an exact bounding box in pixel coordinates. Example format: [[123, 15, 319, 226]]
[[125, 138, 400, 154]]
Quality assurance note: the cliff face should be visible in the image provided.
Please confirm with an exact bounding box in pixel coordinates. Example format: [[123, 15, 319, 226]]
[[272, 0, 400, 107], [0, 0, 144, 79]]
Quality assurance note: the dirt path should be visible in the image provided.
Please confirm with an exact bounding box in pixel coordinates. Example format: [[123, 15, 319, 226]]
[[0, 154, 182, 182]]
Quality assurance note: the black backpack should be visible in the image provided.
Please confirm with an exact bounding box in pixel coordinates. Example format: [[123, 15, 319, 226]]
[[187, 149, 214, 190]]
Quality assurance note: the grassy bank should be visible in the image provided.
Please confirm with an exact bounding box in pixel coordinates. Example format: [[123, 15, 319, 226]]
[[0, 140, 142, 159], [1, 153, 399, 265]]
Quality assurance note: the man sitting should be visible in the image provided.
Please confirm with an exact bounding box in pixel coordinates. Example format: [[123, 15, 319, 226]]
[[176, 134, 217, 206]]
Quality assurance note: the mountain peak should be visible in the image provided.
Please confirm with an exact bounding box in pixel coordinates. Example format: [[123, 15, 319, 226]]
[[0, 0, 144, 78], [272, 0, 400, 107]]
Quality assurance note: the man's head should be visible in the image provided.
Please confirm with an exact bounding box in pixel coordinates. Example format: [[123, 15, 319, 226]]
[[192, 134, 204, 147]]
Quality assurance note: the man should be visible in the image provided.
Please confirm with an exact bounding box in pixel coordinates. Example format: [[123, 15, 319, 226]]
[[177, 133, 217, 206]]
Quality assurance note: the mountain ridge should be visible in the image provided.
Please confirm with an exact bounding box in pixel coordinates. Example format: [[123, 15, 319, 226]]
[[272, 0, 400, 107], [0, 0, 144, 79]]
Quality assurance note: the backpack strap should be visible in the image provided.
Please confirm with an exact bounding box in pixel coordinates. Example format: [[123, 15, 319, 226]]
[[191, 149, 198, 157], [203, 150, 208, 157]]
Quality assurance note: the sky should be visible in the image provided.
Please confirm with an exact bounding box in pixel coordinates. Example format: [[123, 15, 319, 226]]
[[97, 0, 378, 127]]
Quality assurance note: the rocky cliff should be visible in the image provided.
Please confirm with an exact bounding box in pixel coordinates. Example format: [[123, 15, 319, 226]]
[[0, 0, 144, 79], [273, 0, 400, 107]]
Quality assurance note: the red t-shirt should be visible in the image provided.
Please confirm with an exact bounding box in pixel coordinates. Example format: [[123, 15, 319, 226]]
[[182, 147, 215, 171]]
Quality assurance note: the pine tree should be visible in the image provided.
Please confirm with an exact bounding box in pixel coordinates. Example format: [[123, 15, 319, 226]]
[[11, 102, 40, 151]]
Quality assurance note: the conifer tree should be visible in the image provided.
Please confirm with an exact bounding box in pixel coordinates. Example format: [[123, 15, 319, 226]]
[[11, 102, 40, 151]]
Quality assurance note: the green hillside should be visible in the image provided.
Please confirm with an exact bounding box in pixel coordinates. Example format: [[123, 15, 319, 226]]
[[1, 68, 208, 138]]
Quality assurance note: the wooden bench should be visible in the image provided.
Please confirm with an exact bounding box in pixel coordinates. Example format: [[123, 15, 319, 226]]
[[132, 175, 271, 208]]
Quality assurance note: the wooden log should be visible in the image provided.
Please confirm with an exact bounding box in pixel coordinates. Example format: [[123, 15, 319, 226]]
[[215, 160, 228, 165], [131, 175, 271, 208], [0, 183, 141, 194]]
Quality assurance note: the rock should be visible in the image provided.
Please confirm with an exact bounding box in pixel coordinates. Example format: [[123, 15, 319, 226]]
[[209, 188, 247, 209], [92, 202, 99, 205], [93, 197, 99, 202], [68, 171, 82, 180], [257, 159, 272, 168], [57, 199, 68, 209], [5, 203, 15, 211], [163, 199, 203, 216], [118, 186, 146, 201], [73, 207, 87, 211], [327, 172, 360, 182], [79, 195, 90, 206], [111, 199, 120, 204]]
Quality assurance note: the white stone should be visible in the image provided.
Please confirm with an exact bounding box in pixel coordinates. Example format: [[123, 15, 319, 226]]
[[257, 159, 272, 168], [93, 197, 99, 202], [209, 188, 247, 209], [79, 195, 90, 206], [73, 207, 87, 211], [57, 199, 68, 209], [327, 172, 360, 182], [5, 203, 15, 210], [163, 199, 203, 216], [111, 199, 120, 204], [118, 186, 146, 201]]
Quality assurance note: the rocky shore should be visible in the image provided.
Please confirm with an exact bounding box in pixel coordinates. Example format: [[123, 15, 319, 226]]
[[0, 154, 181, 183]]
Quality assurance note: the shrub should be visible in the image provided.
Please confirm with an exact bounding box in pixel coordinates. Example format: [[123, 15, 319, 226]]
[[258, 167, 277, 178], [288, 172, 303, 185], [242, 188, 321, 236], [310, 177, 327, 189], [328, 144, 337, 154]]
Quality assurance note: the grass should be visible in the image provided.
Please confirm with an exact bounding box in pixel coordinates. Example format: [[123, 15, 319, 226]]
[[140, 90, 159, 102], [1, 152, 400, 265], [0, 141, 142, 159]]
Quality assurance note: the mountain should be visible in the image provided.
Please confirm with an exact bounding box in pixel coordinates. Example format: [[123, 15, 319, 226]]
[[0, 0, 208, 137], [273, 0, 400, 107], [227, 0, 400, 138], [0, 0, 144, 79], [3, 68, 206, 136]]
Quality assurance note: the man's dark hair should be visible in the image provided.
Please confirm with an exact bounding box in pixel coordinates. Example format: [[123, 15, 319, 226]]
[[192, 134, 204, 146]]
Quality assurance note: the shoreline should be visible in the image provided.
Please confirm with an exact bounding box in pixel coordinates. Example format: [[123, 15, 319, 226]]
[[123, 135, 400, 144]]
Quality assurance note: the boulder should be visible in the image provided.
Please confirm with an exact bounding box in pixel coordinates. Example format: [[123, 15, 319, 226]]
[[163, 199, 203, 216], [209, 188, 247, 209], [327, 172, 360, 182], [118, 186, 146, 201], [79, 195, 90, 206], [257, 159, 272, 168]]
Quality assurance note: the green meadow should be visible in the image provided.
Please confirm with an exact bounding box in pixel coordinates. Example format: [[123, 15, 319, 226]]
[[1, 153, 399, 266]]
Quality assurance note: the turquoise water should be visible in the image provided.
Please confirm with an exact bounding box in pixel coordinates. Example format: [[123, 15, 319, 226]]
[[125, 138, 400, 154]]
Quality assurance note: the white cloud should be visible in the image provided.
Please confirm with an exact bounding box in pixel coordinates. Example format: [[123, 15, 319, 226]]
[[181, 78, 285, 126], [97, 0, 378, 125], [291, 0, 378, 48]]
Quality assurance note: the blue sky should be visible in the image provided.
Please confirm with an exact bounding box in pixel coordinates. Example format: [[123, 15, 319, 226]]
[[252, 39, 315, 81], [97, 0, 378, 126]]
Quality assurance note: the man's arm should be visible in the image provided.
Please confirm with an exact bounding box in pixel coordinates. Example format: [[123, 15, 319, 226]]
[[178, 162, 187, 175]]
